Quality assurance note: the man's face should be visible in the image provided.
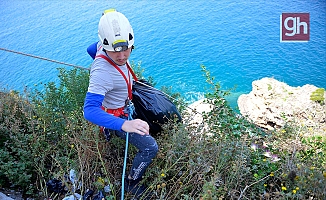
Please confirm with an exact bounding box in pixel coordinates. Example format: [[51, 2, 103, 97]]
[[106, 47, 132, 66]]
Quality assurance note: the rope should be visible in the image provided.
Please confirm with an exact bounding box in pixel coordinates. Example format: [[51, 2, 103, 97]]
[[121, 130, 129, 200], [0, 47, 90, 71], [120, 100, 134, 200]]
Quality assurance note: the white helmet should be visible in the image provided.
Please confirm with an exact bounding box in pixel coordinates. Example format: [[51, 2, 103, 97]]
[[98, 9, 134, 52]]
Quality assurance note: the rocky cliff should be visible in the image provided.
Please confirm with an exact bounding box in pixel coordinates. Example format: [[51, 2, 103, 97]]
[[237, 77, 326, 135]]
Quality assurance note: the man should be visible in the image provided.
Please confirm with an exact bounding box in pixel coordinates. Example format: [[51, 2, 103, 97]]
[[83, 9, 158, 198]]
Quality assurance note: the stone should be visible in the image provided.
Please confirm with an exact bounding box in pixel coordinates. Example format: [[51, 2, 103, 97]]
[[0, 192, 14, 200], [237, 77, 326, 134], [184, 98, 213, 134]]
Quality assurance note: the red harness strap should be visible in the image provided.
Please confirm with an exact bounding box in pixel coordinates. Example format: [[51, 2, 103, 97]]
[[94, 54, 138, 133], [95, 54, 138, 100], [101, 105, 128, 117], [99, 105, 128, 134]]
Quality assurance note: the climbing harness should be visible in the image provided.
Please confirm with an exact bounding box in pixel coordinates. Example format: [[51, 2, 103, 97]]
[[95, 54, 136, 97], [101, 106, 128, 118]]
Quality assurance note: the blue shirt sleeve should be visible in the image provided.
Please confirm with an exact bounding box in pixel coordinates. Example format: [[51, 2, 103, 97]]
[[83, 92, 126, 131]]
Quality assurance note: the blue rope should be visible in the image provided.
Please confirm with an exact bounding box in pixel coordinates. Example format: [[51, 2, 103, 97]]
[[121, 101, 134, 200]]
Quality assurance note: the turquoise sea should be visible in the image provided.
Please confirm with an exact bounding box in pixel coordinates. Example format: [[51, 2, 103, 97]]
[[0, 1, 325, 108]]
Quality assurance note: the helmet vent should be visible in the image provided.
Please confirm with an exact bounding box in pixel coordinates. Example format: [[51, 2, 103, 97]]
[[103, 38, 109, 45], [129, 33, 133, 41]]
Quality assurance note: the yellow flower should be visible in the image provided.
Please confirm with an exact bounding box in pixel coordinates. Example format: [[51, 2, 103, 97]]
[[71, 144, 74, 148], [296, 187, 299, 190], [270, 172, 274, 177], [263, 159, 267, 162], [161, 173, 165, 177], [97, 177, 105, 185], [281, 129, 286, 133], [281, 186, 287, 191], [264, 184, 267, 187], [292, 189, 297, 194], [323, 172, 326, 178]]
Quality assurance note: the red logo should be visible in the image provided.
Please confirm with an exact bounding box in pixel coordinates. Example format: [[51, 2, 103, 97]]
[[280, 13, 310, 42]]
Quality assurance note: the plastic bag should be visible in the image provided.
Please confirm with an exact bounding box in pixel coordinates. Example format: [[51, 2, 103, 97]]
[[92, 190, 104, 200], [132, 80, 182, 135], [62, 193, 81, 200], [46, 179, 66, 194]]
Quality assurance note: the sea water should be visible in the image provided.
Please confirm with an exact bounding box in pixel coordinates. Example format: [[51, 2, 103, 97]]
[[0, 0, 325, 108]]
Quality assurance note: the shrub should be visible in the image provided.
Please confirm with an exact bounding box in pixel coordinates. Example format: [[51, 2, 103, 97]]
[[310, 88, 325, 105], [0, 90, 37, 194]]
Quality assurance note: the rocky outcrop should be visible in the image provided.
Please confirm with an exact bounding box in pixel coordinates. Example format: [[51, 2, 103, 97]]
[[237, 77, 326, 134], [184, 98, 214, 134]]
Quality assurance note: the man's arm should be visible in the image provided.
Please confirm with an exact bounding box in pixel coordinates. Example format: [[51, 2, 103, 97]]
[[83, 92, 125, 131]]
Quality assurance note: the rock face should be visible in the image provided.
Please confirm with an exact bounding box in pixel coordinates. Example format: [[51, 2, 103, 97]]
[[237, 78, 326, 133]]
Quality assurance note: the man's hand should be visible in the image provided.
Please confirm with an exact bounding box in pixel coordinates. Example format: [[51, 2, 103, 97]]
[[121, 119, 150, 135]]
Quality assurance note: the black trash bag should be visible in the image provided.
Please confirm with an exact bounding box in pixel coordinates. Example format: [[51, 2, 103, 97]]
[[132, 79, 182, 135], [46, 179, 66, 194], [92, 190, 104, 200], [82, 189, 94, 200]]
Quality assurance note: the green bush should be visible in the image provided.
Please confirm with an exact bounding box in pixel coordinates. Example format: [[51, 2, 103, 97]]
[[310, 88, 325, 105], [0, 90, 37, 194]]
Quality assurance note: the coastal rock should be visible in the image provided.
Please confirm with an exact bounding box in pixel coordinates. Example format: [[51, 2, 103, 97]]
[[237, 77, 326, 133], [184, 98, 213, 134]]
